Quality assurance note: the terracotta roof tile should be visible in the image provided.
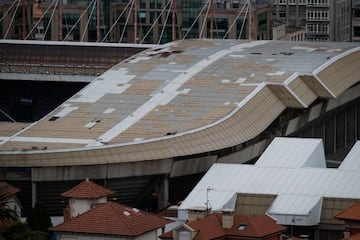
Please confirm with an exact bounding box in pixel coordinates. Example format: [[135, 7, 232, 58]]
[[61, 179, 114, 199], [348, 233, 360, 240], [160, 212, 286, 239], [0, 182, 20, 198], [225, 213, 287, 238], [335, 202, 360, 221], [50, 201, 172, 236]]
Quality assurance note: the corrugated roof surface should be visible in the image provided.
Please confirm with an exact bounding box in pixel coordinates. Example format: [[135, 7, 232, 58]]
[[268, 194, 321, 215], [0, 40, 360, 167], [179, 138, 360, 224]]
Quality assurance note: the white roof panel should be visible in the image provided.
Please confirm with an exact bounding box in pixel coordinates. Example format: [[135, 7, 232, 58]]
[[179, 138, 360, 224], [268, 194, 321, 215], [339, 141, 360, 171], [255, 137, 326, 168]]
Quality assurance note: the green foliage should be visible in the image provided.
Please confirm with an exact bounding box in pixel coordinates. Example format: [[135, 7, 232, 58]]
[[26, 202, 52, 233], [0, 221, 51, 240]]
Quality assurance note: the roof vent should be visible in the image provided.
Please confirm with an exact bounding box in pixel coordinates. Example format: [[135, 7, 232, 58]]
[[132, 208, 140, 213], [123, 211, 130, 216]]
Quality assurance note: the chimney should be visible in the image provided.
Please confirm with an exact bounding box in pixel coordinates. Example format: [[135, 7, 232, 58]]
[[188, 207, 208, 222], [222, 208, 235, 229], [63, 207, 71, 222]]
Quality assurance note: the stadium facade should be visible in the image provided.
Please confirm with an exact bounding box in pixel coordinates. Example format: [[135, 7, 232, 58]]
[[0, 39, 360, 216]]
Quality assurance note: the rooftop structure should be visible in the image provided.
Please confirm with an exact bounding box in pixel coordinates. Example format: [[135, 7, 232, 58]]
[[0, 39, 359, 166], [51, 201, 171, 238], [160, 211, 287, 240], [61, 178, 114, 199], [1, 39, 360, 216], [0, 181, 20, 198], [335, 202, 360, 239], [179, 137, 360, 229], [51, 180, 171, 240]]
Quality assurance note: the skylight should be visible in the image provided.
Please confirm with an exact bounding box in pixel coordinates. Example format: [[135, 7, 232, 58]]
[[238, 224, 247, 231]]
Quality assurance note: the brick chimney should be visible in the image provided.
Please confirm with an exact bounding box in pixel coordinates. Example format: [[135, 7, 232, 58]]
[[188, 207, 208, 222], [63, 207, 71, 222], [222, 208, 235, 229]]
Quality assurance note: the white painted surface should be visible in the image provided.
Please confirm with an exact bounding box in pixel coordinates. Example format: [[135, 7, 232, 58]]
[[179, 138, 360, 226]]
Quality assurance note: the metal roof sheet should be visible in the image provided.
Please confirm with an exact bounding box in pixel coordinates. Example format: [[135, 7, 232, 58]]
[[255, 137, 326, 168], [339, 141, 360, 171], [179, 138, 360, 225], [1, 40, 360, 167]]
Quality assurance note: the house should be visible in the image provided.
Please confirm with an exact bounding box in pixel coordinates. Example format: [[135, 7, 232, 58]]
[[61, 178, 114, 220], [160, 208, 287, 240], [50, 178, 171, 240], [335, 202, 360, 239], [51, 201, 172, 240], [0, 182, 21, 224]]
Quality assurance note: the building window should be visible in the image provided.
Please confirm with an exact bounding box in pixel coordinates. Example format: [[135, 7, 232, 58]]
[[298, 0, 306, 5], [306, 10, 329, 21], [354, 9, 360, 17], [355, 26, 360, 37]]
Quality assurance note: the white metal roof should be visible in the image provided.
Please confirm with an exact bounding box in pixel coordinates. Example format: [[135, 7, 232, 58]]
[[339, 141, 360, 171], [179, 137, 360, 225], [255, 137, 326, 168]]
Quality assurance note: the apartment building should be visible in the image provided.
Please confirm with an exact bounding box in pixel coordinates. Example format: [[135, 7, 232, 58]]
[[353, 0, 360, 41], [273, 0, 352, 41], [0, 0, 272, 43]]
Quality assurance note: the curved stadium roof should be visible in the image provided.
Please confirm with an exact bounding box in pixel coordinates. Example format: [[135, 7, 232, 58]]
[[0, 39, 359, 167]]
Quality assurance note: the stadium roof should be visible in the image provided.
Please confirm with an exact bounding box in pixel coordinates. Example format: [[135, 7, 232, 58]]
[[0, 39, 360, 167], [179, 137, 360, 226]]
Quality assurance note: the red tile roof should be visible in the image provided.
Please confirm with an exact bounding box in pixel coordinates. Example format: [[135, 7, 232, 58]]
[[335, 202, 360, 221], [0, 182, 20, 198], [348, 233, 360, 240], [61, 178, 114, 199], [50, 202, 172, 236], [160, 212, 287, 240]]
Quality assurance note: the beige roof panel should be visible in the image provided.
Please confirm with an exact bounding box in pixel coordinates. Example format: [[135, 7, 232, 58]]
[[0, 40, 359, 166]]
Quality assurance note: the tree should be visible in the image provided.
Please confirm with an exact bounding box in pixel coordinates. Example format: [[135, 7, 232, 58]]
[[0, 221, 50, 240], [26, 202, 52, 233]]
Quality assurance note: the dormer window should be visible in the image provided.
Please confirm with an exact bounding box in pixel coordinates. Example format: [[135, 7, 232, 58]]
[[237, 224, 247, 231]]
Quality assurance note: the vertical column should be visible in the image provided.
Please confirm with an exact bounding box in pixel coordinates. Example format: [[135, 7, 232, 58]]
[[97, 0, 101, 42], [248, 0, 256, 40], [22, 0, 26, 40], [172, 0, 177, 41], [157, 175, 169, 210], [59, 0, 62, 41], [32, 182, 37, 208], [210, 0, 214, 39], [134, 0, 138, 43]]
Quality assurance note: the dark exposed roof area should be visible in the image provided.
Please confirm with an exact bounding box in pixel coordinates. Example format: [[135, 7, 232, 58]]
[[0, 40, 150, 76]]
